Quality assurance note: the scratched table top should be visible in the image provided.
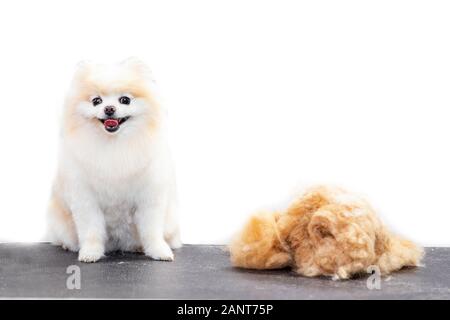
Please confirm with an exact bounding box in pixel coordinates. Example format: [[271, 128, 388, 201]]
[[0, 243, 448, 299]]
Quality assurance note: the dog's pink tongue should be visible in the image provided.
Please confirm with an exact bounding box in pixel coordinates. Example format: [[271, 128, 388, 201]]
[[104, 119, 119, 128]]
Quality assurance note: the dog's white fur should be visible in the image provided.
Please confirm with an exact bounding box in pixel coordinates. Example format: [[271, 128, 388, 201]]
[[46, 58, 181, 262]]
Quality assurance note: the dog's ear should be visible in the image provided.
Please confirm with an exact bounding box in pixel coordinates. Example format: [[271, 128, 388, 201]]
[[70, 60, 94, 83], [121, 57, 154, 78], [75, 59, 93, 70], [121, 56, 145, 66]]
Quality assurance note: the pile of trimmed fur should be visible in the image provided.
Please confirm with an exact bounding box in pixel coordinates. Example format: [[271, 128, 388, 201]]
[[230, 186, 423, 279]]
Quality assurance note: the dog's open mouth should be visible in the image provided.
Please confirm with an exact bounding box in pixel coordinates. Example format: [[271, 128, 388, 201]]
[[98, 116, 130, 133]]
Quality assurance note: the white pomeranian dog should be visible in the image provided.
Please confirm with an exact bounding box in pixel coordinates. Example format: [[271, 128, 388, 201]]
[[47, 58, 181, 262]]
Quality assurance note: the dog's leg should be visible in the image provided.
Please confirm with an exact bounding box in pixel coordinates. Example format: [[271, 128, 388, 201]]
[[166, 226, 182, 249], [164, 195, 182, 249], [69, 193, 106, 263], [46, 195, 79, 252], [135, 190, 174, 261]]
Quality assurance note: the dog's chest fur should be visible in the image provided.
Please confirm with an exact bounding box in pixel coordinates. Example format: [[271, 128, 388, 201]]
[[68, 134, 155, 251]]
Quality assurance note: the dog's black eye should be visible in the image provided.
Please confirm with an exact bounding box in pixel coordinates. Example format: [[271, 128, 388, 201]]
[[119, 96, 131, 105], [92, 97, 102, 106]]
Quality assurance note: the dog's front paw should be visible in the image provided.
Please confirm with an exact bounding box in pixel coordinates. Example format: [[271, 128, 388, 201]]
[[78, 243, 104, 263], [145, 241, 174, 261]]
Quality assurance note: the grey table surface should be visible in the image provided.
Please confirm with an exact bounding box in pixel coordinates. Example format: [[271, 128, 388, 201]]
[[0, 243, 448, 299]]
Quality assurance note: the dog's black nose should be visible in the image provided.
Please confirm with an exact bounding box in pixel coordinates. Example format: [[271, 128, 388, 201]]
[[104, 106, 116, 116]]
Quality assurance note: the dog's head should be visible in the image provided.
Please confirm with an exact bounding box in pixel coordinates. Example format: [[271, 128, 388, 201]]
[[63, 58, 160, 137]]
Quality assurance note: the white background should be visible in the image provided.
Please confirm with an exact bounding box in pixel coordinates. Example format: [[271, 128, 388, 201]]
[[0, 0, 449, 246]]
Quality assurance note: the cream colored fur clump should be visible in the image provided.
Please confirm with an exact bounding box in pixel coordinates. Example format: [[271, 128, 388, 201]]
[[230, 186, 423, 279]]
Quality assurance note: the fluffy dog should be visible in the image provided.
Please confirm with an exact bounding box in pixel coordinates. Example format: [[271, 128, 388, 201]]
[[230, 186, 423, 279], [47, 58, 181, 262]]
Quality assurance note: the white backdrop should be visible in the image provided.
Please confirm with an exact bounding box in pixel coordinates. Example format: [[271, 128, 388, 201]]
[[0, 0, 449, 246]]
